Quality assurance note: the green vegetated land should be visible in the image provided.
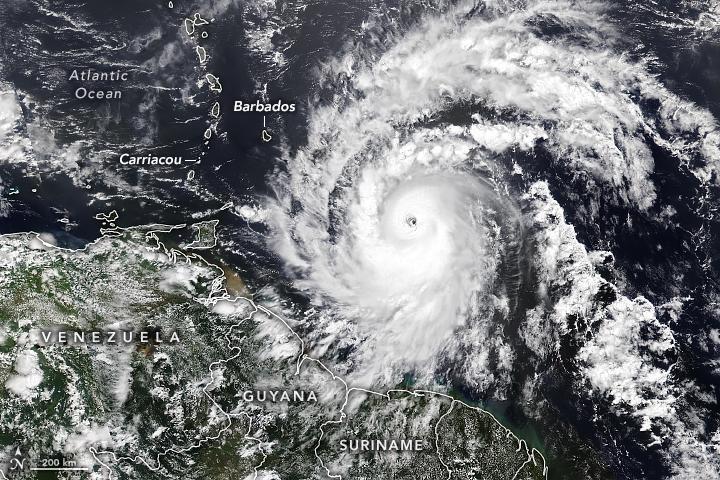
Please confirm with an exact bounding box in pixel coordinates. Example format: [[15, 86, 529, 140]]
[[0, 227, 547, 479]]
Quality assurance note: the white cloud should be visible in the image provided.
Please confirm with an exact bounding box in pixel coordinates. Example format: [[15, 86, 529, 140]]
[[4, 349, 43, 400], [63, 423, 113, 453], [578, 296, 676, 418], [523, 182, 719, 476]]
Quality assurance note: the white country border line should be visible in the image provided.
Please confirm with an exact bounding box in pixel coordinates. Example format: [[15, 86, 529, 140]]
[[89, 224, 269, 480], [199, 244, 545, 479], [89, 310, 252, 472], [0, 221, 268, 479], [185, 219, 220, 250], [406, 389, 548, 479], [257, 305, 549, 480], [89, 297, 259, 478], [0, 226, 140, 479], [0, 221, 255, 477], [1, 222, 547, 479], [434, 399, 455, 479]]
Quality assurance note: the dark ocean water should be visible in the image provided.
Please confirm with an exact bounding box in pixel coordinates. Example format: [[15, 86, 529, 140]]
[[0, 0, 382, 245], [0, 1, 719, 479]]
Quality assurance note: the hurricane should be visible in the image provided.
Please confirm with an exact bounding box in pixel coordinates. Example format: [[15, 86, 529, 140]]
[[266, 0, 720, 477]]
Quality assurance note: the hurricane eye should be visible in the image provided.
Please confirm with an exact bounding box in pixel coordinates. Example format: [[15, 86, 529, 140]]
[[405, 215, 417, 230]]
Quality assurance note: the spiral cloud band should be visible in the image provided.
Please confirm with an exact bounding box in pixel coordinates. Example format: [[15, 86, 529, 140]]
[[267, 1, 719, 475], [271, 0, 716, 374]]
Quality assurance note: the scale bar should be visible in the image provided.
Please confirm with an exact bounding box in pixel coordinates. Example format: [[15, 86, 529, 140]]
[[31, 467, 90, 471]]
